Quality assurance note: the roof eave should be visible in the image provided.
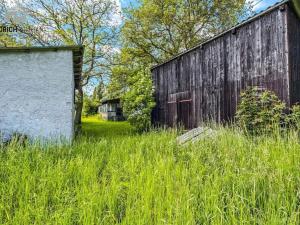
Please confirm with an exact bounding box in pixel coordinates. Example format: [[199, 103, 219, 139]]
[[151, 0, 290, 70], [0, 45, 84, 53]]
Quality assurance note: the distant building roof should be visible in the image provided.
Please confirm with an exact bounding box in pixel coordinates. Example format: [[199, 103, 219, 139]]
[[101, 98, 120, 105], [0, 45, 84, 89]]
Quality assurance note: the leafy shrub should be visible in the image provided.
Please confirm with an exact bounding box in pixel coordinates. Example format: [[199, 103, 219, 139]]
[[236, 87, 286, 135], [122, 68, 155, 132], [83, 94, 99, 117], [285, 104, 300, 129]]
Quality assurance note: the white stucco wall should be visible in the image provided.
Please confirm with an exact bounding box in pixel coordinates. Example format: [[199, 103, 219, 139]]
[[0, 50, 74, 142]]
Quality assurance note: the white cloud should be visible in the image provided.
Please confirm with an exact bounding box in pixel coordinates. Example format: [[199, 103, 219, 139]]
[[4, 0, 16, 7], [100, 45, 121, 54], [3, 0, 27, 24], [108, 0, 123, 27]]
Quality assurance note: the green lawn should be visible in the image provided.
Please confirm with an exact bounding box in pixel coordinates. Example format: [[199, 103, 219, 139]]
[[81, 116, 134, 138], [1, 117, 300, 224]]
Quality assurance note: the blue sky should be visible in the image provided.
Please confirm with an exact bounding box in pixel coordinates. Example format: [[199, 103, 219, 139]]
[[250, 0, 284, 12], [86, 0, 284, 93], [120, 0, 138, 8]]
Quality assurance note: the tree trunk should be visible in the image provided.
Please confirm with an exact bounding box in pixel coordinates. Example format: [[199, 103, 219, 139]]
[[74, 85, 83, 134]]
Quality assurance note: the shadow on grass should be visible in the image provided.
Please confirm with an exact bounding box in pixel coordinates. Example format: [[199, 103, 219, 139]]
[[81, 116, 135, 139]]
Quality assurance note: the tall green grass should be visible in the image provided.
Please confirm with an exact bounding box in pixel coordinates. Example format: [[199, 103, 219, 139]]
[[1, 116, 300, 224]]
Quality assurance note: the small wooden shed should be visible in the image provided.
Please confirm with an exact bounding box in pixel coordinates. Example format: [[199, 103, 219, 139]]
[[151, 0, 300, 129], [98, 98, 124, 121]]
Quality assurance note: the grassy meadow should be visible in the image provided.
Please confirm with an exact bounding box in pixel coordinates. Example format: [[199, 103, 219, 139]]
[[1, 116, 300, 224]]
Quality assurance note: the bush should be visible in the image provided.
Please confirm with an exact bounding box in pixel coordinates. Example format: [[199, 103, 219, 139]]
[[285, 104, 300, 129], [83, 94, 98, 117], [236, 87, 286, 135], [122, 68, 155, 132]]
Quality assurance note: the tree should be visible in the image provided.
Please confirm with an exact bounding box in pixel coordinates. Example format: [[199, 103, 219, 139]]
[[83, 93, 99, 117], [107, 0, 252, 130], [0, 0, 19, 47], [122, 67, 155, 132], [92, 82, 105, 105], [2, 0, 121, 125], [122, 0, 251, 63], [0, 32, 18, 47], [106, 49, 139, 98]]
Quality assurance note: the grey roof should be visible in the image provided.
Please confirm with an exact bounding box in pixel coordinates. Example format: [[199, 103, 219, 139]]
[[0, 45, 83, 52], [151, 0, 291, 70], [101, 98, 120, 104], [0, 45, 84, 89]]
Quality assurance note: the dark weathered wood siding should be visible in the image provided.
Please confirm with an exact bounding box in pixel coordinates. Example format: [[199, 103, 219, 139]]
[[152, 3, 293, 129], [288, 5, 300, 105]]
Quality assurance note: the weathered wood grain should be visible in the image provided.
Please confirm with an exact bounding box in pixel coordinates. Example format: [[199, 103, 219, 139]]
[[152, 3, 298, 129], [288, 4, 300, 105]]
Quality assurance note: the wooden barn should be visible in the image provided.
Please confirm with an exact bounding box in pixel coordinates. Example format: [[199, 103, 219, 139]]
[[151, 0, 300, 129]]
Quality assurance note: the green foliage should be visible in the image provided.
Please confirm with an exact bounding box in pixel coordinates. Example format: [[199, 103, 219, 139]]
[[106, 0, 251, 132], [2, 117, 300, 224], [0, 32, 19, 47], [285, 104, 300, 129], [83, 94, 99, 117], [106, 49, 144, 97], [1, 0, 120, 124], [92, 82, 105, 105], [122, 68, 155, 132], [0, 5, 20, 48], [236, 87, 286, 135], [82, 83, 105, 118], [122, 0, 251, 64]]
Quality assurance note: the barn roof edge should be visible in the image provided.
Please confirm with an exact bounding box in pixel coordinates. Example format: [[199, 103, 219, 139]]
[[151, 0, 290, 70]]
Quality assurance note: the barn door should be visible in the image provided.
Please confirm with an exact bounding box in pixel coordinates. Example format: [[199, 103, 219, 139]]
[[167, 94, 177, 127], [168, 91, 192, 129], [177, 99, 192, 129]]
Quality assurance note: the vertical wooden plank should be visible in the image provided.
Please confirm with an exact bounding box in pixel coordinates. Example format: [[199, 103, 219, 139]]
[[287, 5, 300, 105], [151, 4, 291, 129]]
